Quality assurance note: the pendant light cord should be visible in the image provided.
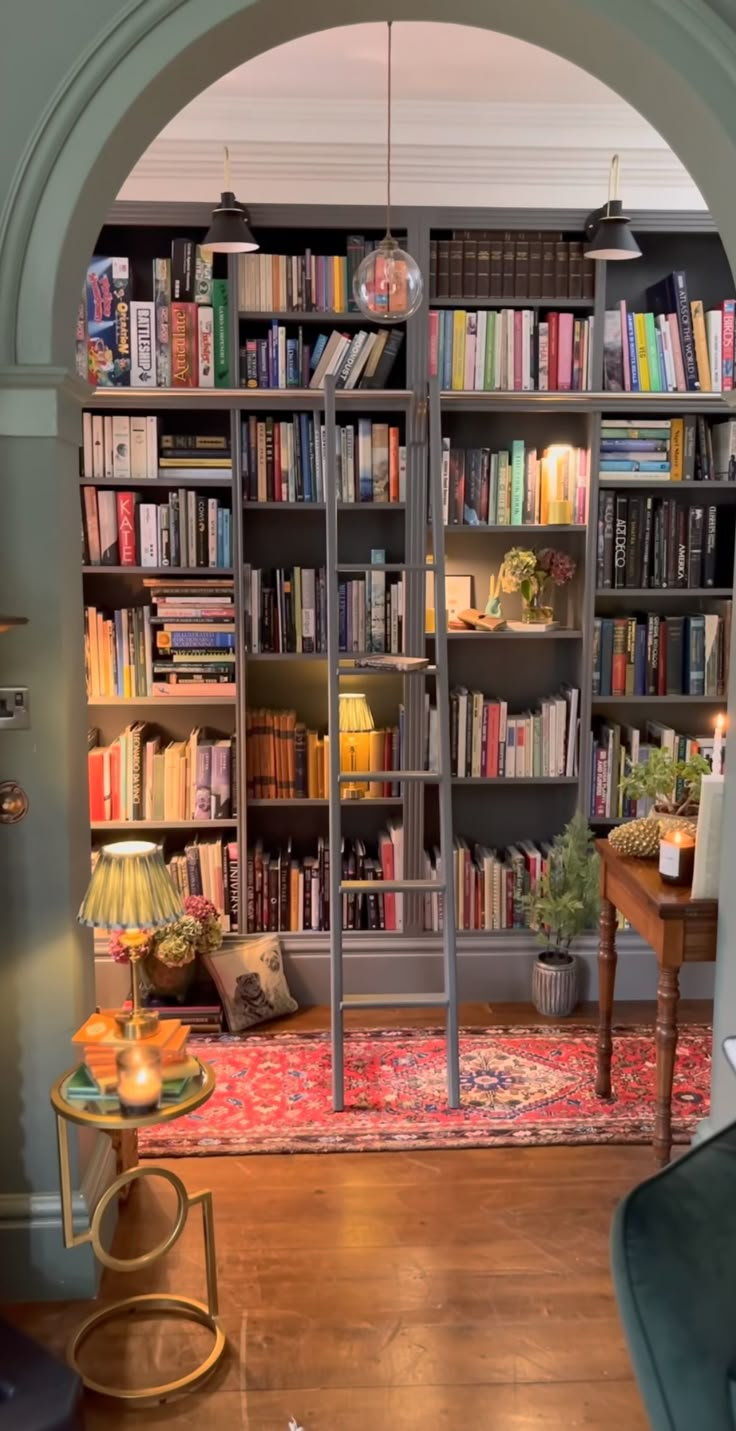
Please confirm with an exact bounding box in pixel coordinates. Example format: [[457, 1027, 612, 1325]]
[[386, 21, 393, 238]]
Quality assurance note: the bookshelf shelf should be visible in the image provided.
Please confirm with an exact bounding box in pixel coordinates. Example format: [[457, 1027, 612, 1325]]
[[595, 587, 732, 598], [238, 310, 370, 323], [246, 651, 326, 662], [451, 776, 578, 786], [591, 694, 724, 705], [248, 797, 403, 808], [429, 629, 583, 641], [440, 392, 729, 414], [82, 566, 234, 576], [81, 475, 233, 488], [90, 819, 237, 830], [440, 524, 585, 535], [244, 501, 406, 511], [598, 479, 736, 492], [88, 697, 236, 707], [431, 296, 594, 311], [90, 389, 413, 413]]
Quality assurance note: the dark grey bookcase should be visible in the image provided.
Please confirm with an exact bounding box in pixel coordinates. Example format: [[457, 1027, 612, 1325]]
[[88, 203, 731, 1007]]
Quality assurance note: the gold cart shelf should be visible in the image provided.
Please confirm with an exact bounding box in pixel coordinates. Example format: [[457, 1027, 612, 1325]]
[[50, 1058, 225, 1407]]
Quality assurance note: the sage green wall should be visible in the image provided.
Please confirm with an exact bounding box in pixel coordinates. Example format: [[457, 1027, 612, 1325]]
[[2, 0, 736, 1296]]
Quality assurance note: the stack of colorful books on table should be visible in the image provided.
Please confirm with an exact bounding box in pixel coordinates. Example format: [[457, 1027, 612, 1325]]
[[67, 1011, 200, 1102]]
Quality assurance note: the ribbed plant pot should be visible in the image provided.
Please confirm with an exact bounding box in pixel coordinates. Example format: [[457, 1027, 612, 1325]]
[[532, 950, 578, 1017]]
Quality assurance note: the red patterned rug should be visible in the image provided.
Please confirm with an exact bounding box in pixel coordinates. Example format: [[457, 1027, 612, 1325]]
[[139, 1025, 711, 1157]]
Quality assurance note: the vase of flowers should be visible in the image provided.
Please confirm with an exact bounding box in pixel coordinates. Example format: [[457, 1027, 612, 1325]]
[[109, 895, 224, 1003], [500, 546, 576, 628]]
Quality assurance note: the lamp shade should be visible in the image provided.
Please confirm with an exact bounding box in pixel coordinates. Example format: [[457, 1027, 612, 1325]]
[[203, 193, 259, 254], [585, 200, 641, 261], [339, 693, 375, 732], [79, 840, 183, 932]]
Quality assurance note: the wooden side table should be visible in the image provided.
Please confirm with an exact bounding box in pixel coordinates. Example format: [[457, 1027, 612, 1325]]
[[50, 1059, 225, 1406], [595, 839, 717, 1167]]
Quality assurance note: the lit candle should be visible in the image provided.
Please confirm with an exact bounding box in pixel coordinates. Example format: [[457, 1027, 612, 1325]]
[[116, 1045, 162, 1116], [713, 714, 726, 776], [659, 828, 696, 886]]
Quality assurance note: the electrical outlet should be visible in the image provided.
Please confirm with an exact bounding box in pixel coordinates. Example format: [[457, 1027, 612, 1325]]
[[0, 688, 30, 729]]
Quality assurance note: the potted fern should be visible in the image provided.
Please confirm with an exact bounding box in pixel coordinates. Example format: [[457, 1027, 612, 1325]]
[[525, 813, 600, 1017]]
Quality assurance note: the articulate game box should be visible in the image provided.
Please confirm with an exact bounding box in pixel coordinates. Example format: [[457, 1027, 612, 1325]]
[[86, 257, 131, 387]]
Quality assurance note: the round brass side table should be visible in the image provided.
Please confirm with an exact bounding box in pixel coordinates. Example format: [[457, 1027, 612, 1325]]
[[50, 1059, 226, 1406]]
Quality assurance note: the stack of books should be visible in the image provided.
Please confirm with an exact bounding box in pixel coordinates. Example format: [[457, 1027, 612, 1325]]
[[81, 246, 230, 390], [237, 239, 377, 313], [82, 487, 232, 568], [87, 726, 235, 823], [245, 707, 405, 800], [603, 273, 736, 392], [239, 324, 404, 390], [597, 492, 719, 589], [450, 687, 579, 779], [81, 418, 231, 482], [429, 232, 595, 302], [147, 579, 235, 696], [589, 721, 721, 821], [242, 415, 405, 503], [592, 612, 728, 696], [429, 308, 595, 391], [598, 416, 736, 484], [67, 1012, 199, 1101], [138, 1000, 224, 1035], [440, 440, 588, 525], [244, 560, 407, 655]]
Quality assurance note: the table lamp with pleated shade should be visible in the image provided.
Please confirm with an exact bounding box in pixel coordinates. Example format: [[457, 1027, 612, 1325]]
[[339, 692, 375, 800], [79, 840, 183, 1040]]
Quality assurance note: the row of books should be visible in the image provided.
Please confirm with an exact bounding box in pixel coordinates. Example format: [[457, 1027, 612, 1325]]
[[239, 324, 403, 391], [429, 308, 595, 392], [450, 687, 579, 779], [430, 232, 595, 303], [87, 726, 235, 823], [440, 440, 588, 527], [81, 249, 230, 390], [592, 613, 727, 697], [81, 488, 232, 569], [427, 838, 550, 933], [602, 272, 736, 393], [595, 416, 736, 484], [245, 708, 404, 800], [241, 415, 405, 504], [243, 563, 406, 655], [237, 239, 377, 314], [81, 415, 232, 483], [596, 492, 720, 590], [589, 721, 721, 821], [166, 838, 237, 928]]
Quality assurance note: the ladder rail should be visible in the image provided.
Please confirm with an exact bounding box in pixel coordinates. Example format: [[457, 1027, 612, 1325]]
[[428, 376, 460, 1107], [324, 376, 346, 1111]]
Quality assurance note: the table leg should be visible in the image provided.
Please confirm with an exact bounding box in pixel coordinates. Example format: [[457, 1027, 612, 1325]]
[[654, 964, 680, 1167], [110, 1129, 138, 1203], [596, 895, 617, 1098]]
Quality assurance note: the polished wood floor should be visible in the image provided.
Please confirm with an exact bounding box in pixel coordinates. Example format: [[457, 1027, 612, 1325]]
[[9, 1002, 712, 1429]]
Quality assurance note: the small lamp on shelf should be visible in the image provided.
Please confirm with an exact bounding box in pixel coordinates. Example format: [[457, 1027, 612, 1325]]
[[339, 692, 375, 799], [78, 840, 183, 1041], [584, 154, 641, 262]]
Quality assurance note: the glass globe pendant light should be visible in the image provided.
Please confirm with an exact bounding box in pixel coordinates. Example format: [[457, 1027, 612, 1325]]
[[353, 22, 424, 323]]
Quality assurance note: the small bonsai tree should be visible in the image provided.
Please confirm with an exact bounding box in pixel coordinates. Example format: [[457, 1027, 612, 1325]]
[[525, 812, 600, 961], [619, 747, 711, 817]]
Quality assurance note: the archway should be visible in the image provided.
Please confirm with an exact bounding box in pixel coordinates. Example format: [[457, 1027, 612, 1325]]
[[2, 0, 736, 1298]]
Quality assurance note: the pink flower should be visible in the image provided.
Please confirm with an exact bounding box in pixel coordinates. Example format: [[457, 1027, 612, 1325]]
[[183, 894, 218, 923], [108, 933, 131, 964], [539, 547, 576, 587]]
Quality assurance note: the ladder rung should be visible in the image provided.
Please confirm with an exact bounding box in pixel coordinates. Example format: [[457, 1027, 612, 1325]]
[[339, 879, 445, 893], [341, 993, 449, 1010], [336, 563, 434, 573], [337, 770, 438, 783]]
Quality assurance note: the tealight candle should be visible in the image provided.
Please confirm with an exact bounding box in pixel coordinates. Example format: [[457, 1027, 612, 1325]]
[[116, 1045, 162, 1116], [659, 829, 696, 887]]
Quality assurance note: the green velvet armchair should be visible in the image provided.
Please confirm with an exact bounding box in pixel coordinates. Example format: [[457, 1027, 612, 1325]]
[[611, 1120, 736, 1429]]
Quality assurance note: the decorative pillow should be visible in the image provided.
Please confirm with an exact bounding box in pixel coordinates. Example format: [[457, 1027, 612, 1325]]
[[203, 935, 297, 1032]]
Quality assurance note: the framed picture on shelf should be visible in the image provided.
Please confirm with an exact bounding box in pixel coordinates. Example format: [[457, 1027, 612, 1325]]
[[426, 572, 473, 631]]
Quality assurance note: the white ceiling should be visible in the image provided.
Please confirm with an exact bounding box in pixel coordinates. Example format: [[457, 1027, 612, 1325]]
[[119, 22, 705, 210]]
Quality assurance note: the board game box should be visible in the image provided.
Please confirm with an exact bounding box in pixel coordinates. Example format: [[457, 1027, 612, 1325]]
[[86, 256, 131, 387]]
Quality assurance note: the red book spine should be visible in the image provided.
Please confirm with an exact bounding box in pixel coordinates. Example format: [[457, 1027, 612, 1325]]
[[88, 750, 105, 821], [381, 836, 396, 931], [612, 619, 627, 696], [548, 312, 559, 391], [116, 491, 137, 565], [722, 299, 735, 391], [170, 303, 198, 387], [389, 427, 400, 502], [487, 702, 500, 777], [428, 309, 439, 376], [513, 310, 523, 391]]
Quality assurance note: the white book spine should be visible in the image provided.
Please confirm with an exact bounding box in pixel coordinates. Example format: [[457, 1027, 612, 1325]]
[[345, 424, 355, 503], [208, 498, 217, 567], [111, 415, 131, 480], [139, 505, 159, 566], [83, 413, 94, 478], [91, 414, 104, 478], [399, 445, 407, 502], [538, 324, 549, 392], [130, 301, 156, 387], [145, 415, 158, 479], [97, 490, 118, 564], [441, 436, 451, 525], [658, 315, 676, 391], [103, 415, 113, 479], [707, 310, 723, 392], [130, 416, 147, 480], [278, 327, 286, 389], [197, 306, 215, 387], [463, 314, 477, 390], [522, 310, 533, 391]]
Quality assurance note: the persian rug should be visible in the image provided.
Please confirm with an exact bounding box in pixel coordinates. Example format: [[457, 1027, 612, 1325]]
[[139, 1024, 711, 1157]]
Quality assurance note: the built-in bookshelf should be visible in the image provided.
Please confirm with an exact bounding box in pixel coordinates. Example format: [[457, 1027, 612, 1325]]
[[82, 207, 735, 1000]]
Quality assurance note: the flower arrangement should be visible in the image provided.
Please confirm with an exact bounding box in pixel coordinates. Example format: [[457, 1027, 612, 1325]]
[[108, 895, 223, 968], [500, 546, 576, 624]]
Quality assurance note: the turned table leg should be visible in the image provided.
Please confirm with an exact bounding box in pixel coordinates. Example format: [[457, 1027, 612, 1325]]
[[596, 896, 617, 1098], [654, 964, 680, 1167]]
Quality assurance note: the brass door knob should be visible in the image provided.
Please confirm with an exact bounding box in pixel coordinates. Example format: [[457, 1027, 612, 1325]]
[[0, 782, 28, 823]]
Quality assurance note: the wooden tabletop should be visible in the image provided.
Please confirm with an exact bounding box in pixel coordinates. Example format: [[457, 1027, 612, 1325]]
[[596, 839, 718, 922]]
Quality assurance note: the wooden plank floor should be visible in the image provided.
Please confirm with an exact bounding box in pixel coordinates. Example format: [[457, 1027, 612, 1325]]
[[9, 1002, 712, 1429]]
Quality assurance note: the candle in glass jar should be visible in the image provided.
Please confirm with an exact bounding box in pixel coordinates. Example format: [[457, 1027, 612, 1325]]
[[116, 1045, 162, 1116], [659, 829, 696, 886], [713, 714, 726, 776]]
